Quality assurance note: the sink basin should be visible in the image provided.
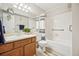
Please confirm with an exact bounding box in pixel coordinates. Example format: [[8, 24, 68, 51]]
[[5, 35, 17, 39]]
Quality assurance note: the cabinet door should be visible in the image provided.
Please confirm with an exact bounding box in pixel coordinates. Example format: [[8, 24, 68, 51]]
[[0, 43, 13, 53], [29, 43, 36, 56], [24, 43, 36, 56], [0, 47, 23, 56], [14, 38, 31, 48]]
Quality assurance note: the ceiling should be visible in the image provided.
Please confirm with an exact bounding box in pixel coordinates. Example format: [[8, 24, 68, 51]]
[[35, 3, 68, 12], [0, 3, 45, 17], [0, 3, 69, 17]]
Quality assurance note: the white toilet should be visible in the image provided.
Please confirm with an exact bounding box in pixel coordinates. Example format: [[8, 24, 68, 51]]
[[38, 40, 47, 52], [37, 33, 47, 52]]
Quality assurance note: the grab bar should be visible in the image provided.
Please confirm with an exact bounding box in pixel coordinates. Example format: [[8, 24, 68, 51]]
[[52, 29, 64, 31]]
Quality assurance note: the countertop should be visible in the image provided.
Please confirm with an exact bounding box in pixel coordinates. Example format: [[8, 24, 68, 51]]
[[4, 33, 36, 43]]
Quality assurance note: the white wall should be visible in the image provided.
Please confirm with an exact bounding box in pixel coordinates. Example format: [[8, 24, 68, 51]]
[[72, 4, 79, 56], [45, 4, 72, 55], [45, 16, 53, 40], [52, 12, 72, 56]]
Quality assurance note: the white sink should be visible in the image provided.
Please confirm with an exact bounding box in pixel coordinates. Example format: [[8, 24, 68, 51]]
[[5, 35, 17, 39]]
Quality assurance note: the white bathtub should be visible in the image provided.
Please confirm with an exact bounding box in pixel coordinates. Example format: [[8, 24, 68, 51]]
[[46, 40, 72, 56]]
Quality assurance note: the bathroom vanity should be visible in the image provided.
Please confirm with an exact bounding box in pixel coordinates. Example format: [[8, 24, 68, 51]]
[[0, 34, 36, 56]]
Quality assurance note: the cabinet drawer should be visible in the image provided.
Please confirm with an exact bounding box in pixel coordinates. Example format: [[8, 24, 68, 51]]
[[14, 38, 31, 48], [0, 43, 13, 53], [31, 37, 36, 42], [0, 47, 23, 56]]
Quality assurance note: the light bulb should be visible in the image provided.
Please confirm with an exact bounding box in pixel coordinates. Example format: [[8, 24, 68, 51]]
[[19, 3, 23, 6], [24, 5, 28, 8], [18, 7, 21, 9], [13, 5, 17, 8]]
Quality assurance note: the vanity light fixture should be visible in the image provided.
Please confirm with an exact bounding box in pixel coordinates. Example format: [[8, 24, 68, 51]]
[[13, 3, 31, 13], [18, 7, 21, 9], [19, 3, 23, 6], [13, 5, 17, 8], [24, 5, 28, 8]]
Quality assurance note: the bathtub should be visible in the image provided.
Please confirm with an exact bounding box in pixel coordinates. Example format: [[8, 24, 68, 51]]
[[46, 40, 72, 56]]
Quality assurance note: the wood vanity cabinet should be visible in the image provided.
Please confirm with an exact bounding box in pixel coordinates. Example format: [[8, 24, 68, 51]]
[[0, 43, 13, 54], [24, 37, 36, 56], [24, 43, 36, 56], [0, 37, 36, 56], [0, 47, 23, 56]]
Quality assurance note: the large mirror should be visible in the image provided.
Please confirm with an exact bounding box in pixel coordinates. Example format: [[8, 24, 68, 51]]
[[2, 12, 29, 34]]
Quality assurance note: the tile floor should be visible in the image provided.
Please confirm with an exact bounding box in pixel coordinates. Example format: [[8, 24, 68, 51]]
[[36, 47, 56, 56]]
